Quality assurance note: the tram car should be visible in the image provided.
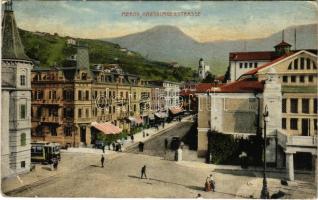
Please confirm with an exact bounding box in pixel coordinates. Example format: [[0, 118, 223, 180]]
[[31, 142, 61, 163]]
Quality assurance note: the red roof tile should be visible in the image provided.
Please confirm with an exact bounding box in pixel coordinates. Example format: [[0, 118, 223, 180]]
[[229, 51, 276, 61], [217, 79, 264, 93]]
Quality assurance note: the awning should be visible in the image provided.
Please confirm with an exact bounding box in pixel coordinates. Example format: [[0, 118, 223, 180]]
[[149, 114, 155, 120], [135, 116, 143, 124], [91, 122, 122, 135], [155, 112, 168, 118], [169, 106, 183, 115], [128, 116, 143, 125]]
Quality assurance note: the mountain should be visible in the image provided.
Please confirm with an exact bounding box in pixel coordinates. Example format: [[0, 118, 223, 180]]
[[106, 24, 317, 75], [19, 29, 195, 82]]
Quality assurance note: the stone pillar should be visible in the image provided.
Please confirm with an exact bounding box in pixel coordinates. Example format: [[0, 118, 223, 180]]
[[286, 153, 294, 181]]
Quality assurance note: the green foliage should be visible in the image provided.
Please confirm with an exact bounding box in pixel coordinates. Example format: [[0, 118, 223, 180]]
[[207, 130, 263, 166], [19, 29, 196, 82], [201, 72, 216, 83]]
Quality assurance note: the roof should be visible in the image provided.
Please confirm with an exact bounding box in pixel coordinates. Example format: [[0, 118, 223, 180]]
[[91, 122, 122, 135], [229, 51, 276, 61], [1, 10, 30, 61], [242, 52, 294, 76], [216, 79, 264, 93], [274, 41, 292, 48]]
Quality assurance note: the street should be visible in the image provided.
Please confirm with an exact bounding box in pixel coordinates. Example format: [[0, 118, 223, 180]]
[[3, 121, 317, 198]]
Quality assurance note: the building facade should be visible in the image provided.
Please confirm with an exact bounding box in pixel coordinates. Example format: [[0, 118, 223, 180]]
[[1, 3, 33, 178], [197, 48, 317, 181], [31, 47, 152, 147]]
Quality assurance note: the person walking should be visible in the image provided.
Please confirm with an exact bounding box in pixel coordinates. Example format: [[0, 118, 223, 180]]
[[101, 154, 105, 168], [164, 138, 168, 150], [130, 134, 134, 142], [140, 165, 147, 179], [102, 144, 105, 153], [52, 157, 58, 170], [209, 174, 215, 192]]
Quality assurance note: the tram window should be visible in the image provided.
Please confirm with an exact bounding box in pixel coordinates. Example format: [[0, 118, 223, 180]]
[[36, 146, 43, 152]]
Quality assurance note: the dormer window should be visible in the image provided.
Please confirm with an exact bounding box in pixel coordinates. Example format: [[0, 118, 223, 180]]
[[20, 75, 26, 86], [82, 73, 87, 80]]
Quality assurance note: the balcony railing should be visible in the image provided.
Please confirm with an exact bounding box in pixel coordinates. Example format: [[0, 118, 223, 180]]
[[277, 129, 317, 148], [33, 99, 63, 106], [40, 116, 62, 124]]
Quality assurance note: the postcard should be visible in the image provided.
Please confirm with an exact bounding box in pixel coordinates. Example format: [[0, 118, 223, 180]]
[[1, 0, 317, 199]]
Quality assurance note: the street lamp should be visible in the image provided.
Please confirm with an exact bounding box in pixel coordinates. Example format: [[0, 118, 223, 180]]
[[261, 105, 270, 199]]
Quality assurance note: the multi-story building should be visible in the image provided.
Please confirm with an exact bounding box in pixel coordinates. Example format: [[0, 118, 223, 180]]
[[227, 39, 317, 82], [31, 46, 152, 147], [197, 43, 317, 181], [1, 2, 33, 178], [150, 81, 181, 116]]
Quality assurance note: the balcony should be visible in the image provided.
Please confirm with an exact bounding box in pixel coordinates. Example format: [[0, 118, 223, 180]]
[[32, 99, 63, 106], [277, 129, 317, 149], [40, 116, 62, 125]]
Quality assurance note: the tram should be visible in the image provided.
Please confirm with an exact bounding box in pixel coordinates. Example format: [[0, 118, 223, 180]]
[[31, 142, 61, 163]]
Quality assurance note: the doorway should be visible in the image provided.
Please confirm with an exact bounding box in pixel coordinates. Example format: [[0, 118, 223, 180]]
[[80, 126, 86, 144]]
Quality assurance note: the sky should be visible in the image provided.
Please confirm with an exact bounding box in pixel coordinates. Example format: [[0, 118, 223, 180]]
[[11, 1, 318, 42]]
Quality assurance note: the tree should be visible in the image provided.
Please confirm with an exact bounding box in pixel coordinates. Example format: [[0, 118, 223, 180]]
[[201, 72, 215, 83]]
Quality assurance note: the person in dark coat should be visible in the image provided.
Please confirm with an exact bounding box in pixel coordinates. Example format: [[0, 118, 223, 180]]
[[101, 155, 105, 168], [164, 138, 168, 150], [52, 157, 58, 170], [102, 144, 105, 153], [112, 142, 115, 151], [131, 134, 134, 142], [140, 165, 147, 179]]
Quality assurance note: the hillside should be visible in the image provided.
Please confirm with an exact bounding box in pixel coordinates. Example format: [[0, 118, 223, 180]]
[[107, 24, 317, 75], [19, 29, 195, 82]]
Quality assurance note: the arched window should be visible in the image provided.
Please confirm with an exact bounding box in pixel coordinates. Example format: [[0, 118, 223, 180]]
[[294, 59, 298, 70], [306, 58, 311, 69], [288, 63, 292, 70], [20, 133, 26, 146]]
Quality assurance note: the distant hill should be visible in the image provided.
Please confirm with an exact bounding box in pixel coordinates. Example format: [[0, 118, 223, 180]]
[[19, 29, 195, 82], [106, 24, 317, 75]]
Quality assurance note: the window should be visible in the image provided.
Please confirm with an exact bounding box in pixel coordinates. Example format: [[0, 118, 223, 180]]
[[20, 75, 26, 86], [282, 99, 287, 113], [282, 76, 288, 83], [294, 59, 298, 69], [300, 57, 304, 69], [239, 63, 243, 69], [313, 61, 317, 69], [288, 63, 292, 70], [134, 92, 137, 100], [120, 92, 123, 98], [290, 118, 298, 130], [302, 99, 309, 113], [254, 63, 258, 68], [309, 75, 314, 82], [21, 161, 26, 168], [282, 118, 286, 129], [314, 119, 317, 131], [299, 76, 305, 83], [50, 126, 57, 136], [81, 73, 87, 80], [306, 58, 311, 69], [49, 91, 52, 99], [86, 108, 89, 117], [113, 106, 115, 113], [78, 91, 82, 100], [291, 76, 296, 82], [314, 98, 317, 114], [133, 104, 136, 112], [78, 109, 82, 118], [290, 98, 298, 113], [64, 127, 72, 136], [109, 91, 112, 98], [52, 90, 56, 99], [244, 63, 248, 68], [20, 133, 26, 146], [20, 104, 26, 119], [85, 91, 89, 101], [249, 63, 253, 68], [109, 106, 112, 114]]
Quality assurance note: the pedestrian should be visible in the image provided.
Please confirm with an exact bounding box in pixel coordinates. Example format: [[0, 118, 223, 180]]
[[112, 142, 115, 151], [209, 174, 215, 192], [131, 134, 134, 142], [205, 175, 211, 192], [196, 193, 203, 199], [164, 138, 168, 150], [52, 157, 58, 170], [140, 165, 147, 179], [101, 154, 105, 168], [102, 144, 105, 153]]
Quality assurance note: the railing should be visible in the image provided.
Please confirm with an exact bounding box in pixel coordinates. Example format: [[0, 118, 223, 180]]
[[33, 99, 63, 106], [40, 116, 62, 124], [277, 129, 317, 148]]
